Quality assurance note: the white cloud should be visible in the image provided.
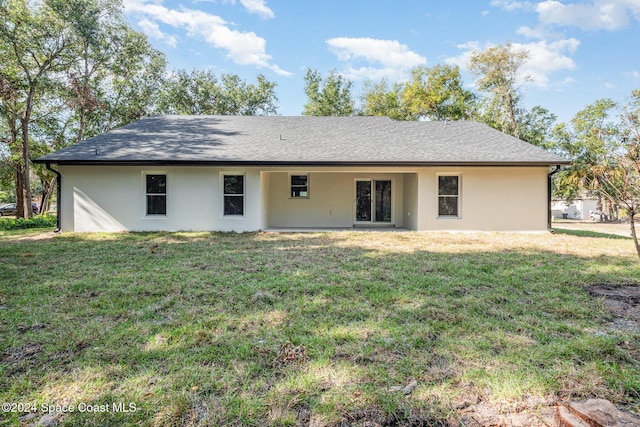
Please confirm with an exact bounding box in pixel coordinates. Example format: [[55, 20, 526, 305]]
[[446, 39, 579, 89], [137, 18, 177, 47], [326, 37, 426, 81], [535, 0, 640, 31], [239, 0, 274, 19], [489, 0, 534, 11], [123, 0, 289, 75], [516, 25, 547, 38], [517, 38, 580, 87], [625, 70, 640, 79], [444, 41, 483, 69]]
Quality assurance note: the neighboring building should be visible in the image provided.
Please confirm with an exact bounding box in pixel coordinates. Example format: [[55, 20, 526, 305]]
[[35, 115, 569, 232], [552, 198, 599, 221]]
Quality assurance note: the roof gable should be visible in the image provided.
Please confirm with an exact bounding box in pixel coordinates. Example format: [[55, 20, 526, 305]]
[[35, 115, 569, 166]]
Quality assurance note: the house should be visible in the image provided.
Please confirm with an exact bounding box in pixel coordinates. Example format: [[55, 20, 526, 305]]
[[552, 197, 599, 220], [34, 115, 569, 233]]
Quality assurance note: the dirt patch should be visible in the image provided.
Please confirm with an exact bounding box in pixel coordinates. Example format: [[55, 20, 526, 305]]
[[588, 284, 640, 330]]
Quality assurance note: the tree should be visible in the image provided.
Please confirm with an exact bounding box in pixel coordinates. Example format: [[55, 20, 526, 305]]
[[469, 43, 529, 139], [552, 99, 620, 218], [0, 0, 79, 218], [303, 69, 354, 116], [519, 105, 558, 149], [358, 79, 411, 120], [157, 69, 278, 116], [402, 65, 476, 121], [602, 90, 640, 257]]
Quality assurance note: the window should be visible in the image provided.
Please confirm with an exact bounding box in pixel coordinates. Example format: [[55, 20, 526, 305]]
[[290, 175, 308, 198], [438, 175, 459, 217], [223, 175, 244, 216], [146, 174, 166, 215]]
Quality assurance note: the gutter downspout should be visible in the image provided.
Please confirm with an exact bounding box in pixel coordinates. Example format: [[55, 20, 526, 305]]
[[46, 162, 61, 232], [548, 165, 561, 233]]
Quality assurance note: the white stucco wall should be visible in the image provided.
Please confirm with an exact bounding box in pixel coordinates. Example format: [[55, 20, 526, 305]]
[[416, 167, 549, 231], [59, 166, 263, 232], [58, 165, 550, 232]]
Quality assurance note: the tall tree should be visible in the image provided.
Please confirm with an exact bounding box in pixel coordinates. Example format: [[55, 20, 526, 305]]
[[0, 0, 79, 218], [157, 69, 278, 116], [303, 69, 354, 116], [552, 99, 620, 217], [469, 43, 529, 139], [0, 0, 167, 217], [402, 65, 476, 121]]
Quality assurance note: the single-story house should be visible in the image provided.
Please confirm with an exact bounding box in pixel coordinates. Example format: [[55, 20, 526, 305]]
[[34, 115, 569, 233]]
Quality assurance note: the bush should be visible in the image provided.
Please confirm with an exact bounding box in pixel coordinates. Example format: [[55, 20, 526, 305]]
[[0, 215, 56, 230]]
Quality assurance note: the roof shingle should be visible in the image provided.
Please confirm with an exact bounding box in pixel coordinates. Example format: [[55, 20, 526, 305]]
[[35, 115, 570, 166]]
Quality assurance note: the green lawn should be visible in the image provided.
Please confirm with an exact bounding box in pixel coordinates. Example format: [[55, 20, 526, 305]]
[[1, 229, 639, 426]]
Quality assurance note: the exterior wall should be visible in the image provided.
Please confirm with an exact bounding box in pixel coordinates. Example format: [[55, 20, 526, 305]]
[[59, 165, 263, 232], [265, 171, 405, 228], [403, 173, 418, 230], [416, 167, 549, 231], [58, 165, 550, 232]]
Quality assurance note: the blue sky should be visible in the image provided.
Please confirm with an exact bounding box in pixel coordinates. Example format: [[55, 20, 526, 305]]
[[123, 0, 640, 122]]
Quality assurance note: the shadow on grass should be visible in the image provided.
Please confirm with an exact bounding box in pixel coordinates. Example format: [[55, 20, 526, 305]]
[[1, 231, 639, 426], [553, 227, 632, 240]]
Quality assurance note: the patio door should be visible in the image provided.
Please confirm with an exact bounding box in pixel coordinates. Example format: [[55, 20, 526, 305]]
[[355, 179, 392, 224]]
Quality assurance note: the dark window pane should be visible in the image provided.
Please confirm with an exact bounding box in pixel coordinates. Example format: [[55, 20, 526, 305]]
[[375, 180, 392, 222], [356, 181, 371, 221], [147, 175, 166, 194], [438, 176, 458, 196], [439, 196, 458, 216], [291, 175, 307, 186], [224, 175, 244, 195], [147, 195, 166, 215], [224, 195, 244, 216]]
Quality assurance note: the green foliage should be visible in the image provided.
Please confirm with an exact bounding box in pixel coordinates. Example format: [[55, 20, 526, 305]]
[[156, 69, 278, 116], [358, 65, 476, 122], [0, 0, 166, 218], [303, 68, 354, 116], [402, 65, 476, 121], [0, 214, 55, 230], [552, 98, 619, 201], [358, 79, 411, 120], [469, 43, 530, 139]]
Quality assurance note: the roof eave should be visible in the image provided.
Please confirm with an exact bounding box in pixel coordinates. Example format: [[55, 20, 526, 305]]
[[33, 159, 571, 167]]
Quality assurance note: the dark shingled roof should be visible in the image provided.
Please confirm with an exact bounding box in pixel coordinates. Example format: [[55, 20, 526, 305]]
[[35, 115, 569, 166]]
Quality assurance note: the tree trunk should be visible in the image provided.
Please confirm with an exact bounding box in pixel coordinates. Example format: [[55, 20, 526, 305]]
[[17, 89, 35, 219], [40, 176, 56, 214], [630, 211, 640, 260], [15, 161, 30, 218]]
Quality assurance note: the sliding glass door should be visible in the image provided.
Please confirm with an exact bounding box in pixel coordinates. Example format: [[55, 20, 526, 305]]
[[355, 179, 392, 224]]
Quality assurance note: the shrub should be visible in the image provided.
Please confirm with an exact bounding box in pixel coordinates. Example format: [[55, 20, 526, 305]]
[[0, 215, 56, 230]]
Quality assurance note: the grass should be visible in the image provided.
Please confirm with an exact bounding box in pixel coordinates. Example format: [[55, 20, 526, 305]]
[[1, 229, 639, 426]]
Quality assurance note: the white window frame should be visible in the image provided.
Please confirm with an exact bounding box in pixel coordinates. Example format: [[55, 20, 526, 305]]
[[289, 173, 309, 199], [437, 173, 461, 219], [221, 172, 245, 217], [143, 171, 167, 218]]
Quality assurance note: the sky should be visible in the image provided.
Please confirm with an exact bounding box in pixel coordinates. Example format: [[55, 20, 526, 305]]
[[122, 0, 640, 122]]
